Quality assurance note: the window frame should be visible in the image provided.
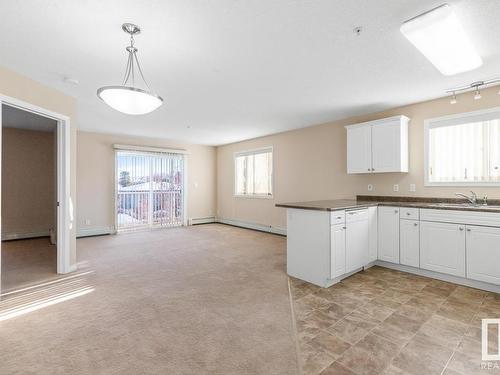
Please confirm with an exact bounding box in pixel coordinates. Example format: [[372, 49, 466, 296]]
[[233, 146, 274, 199], [424, 106, 500, 187]]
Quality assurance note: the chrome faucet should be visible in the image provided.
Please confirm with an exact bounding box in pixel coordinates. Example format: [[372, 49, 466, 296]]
[[455, 191, 478, 205]]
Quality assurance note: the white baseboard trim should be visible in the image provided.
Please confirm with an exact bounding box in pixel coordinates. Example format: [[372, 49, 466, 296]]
[[217, 218, 286, 236], [2, 231, 50, 241], [189, 217, 216, 225], [375, 260, 500, 294], [77, 227, 116, 238]]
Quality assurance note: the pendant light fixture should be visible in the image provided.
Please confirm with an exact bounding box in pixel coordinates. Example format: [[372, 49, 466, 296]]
[[97, 23, 163, 115]]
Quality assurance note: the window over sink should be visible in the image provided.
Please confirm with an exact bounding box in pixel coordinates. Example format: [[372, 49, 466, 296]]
[[425, 107, 500, 186], [234, 147, 273, 198]]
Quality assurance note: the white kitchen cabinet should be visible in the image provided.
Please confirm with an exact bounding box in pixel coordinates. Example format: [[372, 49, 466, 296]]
[[420, 221, 465, 277], [345, 209, 369, 273], [466, 225, 500, 285], [346, 125, 372, 173], [378, 206, 400, 263], [345, 115, 409, 174], [330, 223, 346, 278], [400, 219, 419, 267], [368, 206, 378, 263]]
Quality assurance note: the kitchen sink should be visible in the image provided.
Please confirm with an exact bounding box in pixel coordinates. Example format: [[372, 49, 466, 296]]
[[431, 202, 500, 210]]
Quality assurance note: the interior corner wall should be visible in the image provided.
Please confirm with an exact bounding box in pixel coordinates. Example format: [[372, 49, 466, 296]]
[[216, 85, 500, 231], [0, 64, 78, 268], [2, 128, 56, 238], [76, 131, 217, 236]]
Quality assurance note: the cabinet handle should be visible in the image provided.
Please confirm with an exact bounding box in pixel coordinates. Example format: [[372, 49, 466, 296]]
[[406, 212, 411, 216], [368, 168, 371, 171], [336, 216, 342, 219], [467, 228, 471, 232], [342, 226, 346, 230], [394, 210, 399, 214], [459, 227, 464, 231], [413, 223, 418, 226]]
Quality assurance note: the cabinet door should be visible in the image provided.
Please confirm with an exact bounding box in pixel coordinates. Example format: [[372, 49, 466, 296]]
[[346, 218, 369, 273], [466, 225, 500, 285], [372, 121, 406, 173], [368, 206, 378, 263], [347, 125, 372, 174], [400, 219, 419, 267], [330, 224, 346, 278], [378, 207, 400, 263], [420, 221, 465, 277]]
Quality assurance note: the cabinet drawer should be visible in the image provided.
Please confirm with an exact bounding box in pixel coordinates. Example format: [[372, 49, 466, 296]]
[[346, 208, 368, 223], [400, 207, 419, 220], [331, 210, 345, 225]]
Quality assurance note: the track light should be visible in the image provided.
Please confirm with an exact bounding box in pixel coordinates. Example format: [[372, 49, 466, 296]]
[[474, 86, 481, 100], [450, 92, 457, 104], [446, 78, 500, 104]]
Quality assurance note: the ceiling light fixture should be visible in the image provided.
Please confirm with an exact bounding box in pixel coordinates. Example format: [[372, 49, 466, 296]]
[[446, 78, 500, 104], [400, 4, 482, 76], [97, 23, 163, 115]]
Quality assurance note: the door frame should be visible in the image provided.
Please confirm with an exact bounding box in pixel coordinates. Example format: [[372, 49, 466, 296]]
[[0, 94, 72, 277]]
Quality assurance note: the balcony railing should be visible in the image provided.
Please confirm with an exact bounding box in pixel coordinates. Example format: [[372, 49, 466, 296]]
[[116, 190, 183, 231]]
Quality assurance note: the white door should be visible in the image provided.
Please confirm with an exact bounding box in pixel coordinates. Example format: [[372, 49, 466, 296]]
[[378, 206, 400, 263], [346, 212, 369, 273], [400, 219, 419, 267], [466, 225, 500, 285], [347, 125, 372, 174], [368, 206, 378, 263], [330, 223, 346, 278], [371, 121, 401, 173], [420, 221, 465, 277]]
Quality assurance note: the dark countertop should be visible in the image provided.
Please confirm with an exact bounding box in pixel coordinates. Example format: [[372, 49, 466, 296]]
[[275, 197, 500, 213]]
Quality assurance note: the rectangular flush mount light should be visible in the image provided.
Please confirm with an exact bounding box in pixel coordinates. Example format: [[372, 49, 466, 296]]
[[400, 4, 482, 76]]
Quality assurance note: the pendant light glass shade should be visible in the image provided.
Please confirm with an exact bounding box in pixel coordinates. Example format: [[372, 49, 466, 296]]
[[97, 86, 162, 115], [97, 23, 163, 115]]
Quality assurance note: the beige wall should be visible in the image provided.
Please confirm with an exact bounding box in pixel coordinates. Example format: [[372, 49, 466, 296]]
[[76, 131, 217, 234], [217, 85, 500, 230], [0, 64, 77, 266], [2, 128, 56, 237]]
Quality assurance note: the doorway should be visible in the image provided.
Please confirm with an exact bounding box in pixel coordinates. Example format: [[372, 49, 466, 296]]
[[1, 105, 57, 290], [0, 97, 71, 293], [115, 150, 185, 231]]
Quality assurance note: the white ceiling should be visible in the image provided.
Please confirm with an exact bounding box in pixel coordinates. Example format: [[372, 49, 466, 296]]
[[2, 105, 57, 132], [0, 0, 499, 145]]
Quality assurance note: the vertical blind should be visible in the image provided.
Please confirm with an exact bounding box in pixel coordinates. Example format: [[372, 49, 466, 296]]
[[235, 148, 273, 196], [428, 119, 500, 183], [116, 151, 184, 230]]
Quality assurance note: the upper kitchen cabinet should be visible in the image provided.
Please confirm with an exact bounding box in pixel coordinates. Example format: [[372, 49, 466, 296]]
[[345, 115, 409, 174]]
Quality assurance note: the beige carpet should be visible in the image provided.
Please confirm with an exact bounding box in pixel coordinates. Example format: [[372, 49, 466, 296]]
[[0, 224, 299, 374]]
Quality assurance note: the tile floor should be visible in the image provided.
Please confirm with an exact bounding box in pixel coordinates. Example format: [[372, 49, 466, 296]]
[[290, 266, 500, 375]]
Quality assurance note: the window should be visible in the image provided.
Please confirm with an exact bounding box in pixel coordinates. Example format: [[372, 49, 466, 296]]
[[425, 108, 500, 185], [234, 147, 273, 197]]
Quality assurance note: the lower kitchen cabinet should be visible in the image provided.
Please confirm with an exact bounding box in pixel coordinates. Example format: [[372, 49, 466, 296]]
[[466, 225, 500, 285], [400, 219, 419, 267], [378, 206, 400, 263], [420, 221, 466, 277], [330, 223, 346, 278]]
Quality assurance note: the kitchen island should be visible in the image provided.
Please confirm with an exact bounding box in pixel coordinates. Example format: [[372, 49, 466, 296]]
[[276, 196, 500, 292]]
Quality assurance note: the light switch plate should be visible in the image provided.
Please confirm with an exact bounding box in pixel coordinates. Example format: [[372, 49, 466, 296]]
[[409, 184, 416, 192], [393, 184, 399, 192], [367, 184, 373, 191]]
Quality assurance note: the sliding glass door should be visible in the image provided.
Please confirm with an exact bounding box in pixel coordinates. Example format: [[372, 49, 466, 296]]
[[115, 151, 184, 231]]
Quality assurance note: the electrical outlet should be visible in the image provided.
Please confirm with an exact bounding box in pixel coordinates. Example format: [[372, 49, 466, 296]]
[[393, 184, 399, 192], [409, 184, 416, 192], [367, 184, 373, 192]]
